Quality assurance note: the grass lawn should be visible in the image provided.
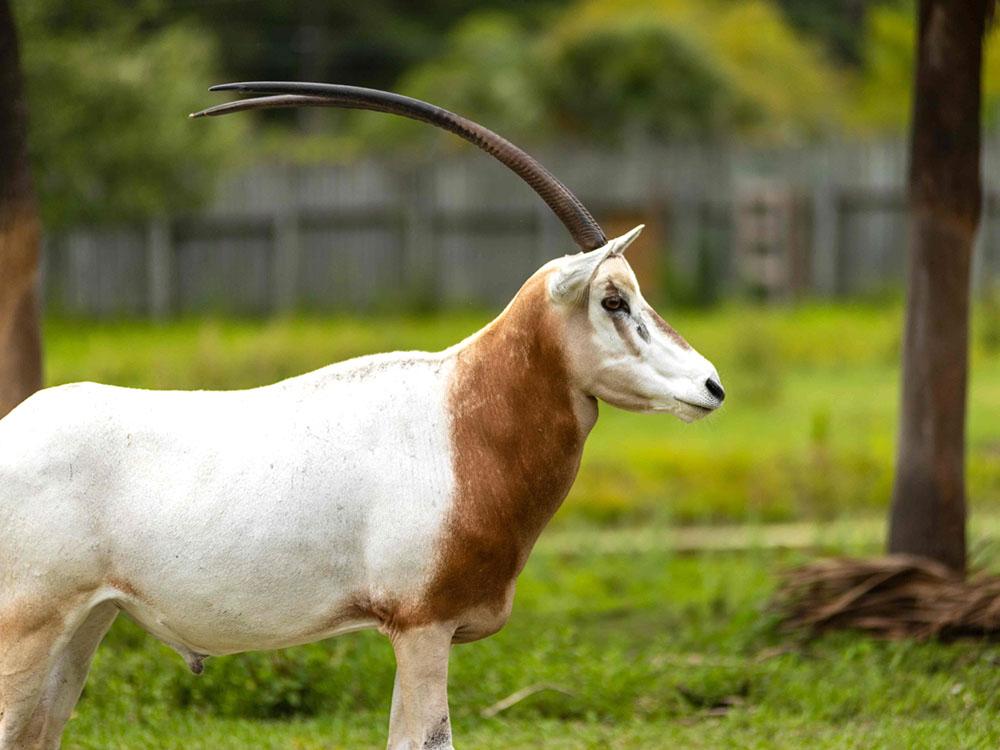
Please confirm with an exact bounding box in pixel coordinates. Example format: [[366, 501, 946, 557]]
[[64, 534, 1000, 749]]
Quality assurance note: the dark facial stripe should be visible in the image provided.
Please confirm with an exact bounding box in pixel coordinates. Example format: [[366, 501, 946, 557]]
[[645, 305, 691, 349], [612, 313, 642, 356]]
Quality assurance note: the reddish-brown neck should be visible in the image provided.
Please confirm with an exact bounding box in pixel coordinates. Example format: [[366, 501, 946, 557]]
[[451, 275, 592, 540], [416, 275, 593, 625]]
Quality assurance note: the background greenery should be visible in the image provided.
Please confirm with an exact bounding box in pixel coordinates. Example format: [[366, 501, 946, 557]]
[[17, 0, 1000, 226]]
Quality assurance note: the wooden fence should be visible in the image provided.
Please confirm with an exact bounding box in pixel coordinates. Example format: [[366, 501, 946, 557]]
[[40, 139, 1000, 317]]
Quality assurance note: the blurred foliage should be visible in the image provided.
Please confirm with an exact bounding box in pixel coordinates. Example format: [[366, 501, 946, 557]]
[[542, 0, 844, 142], [9, 0, 994, 222], [711, 2, 844, 137], [352, 13, 546, 150], [850, 3, 914, 132], [279, 0, 1000, 149], [544, 14, 752, 141], [13, 0, 244, 228], [176, 0, 569, 97], [774, 0, 873, 66], [852, 2, 1000, 132], [358, 0, 846, 148]]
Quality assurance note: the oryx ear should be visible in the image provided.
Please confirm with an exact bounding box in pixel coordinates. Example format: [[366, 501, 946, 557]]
[[547, 225, 644, 304]]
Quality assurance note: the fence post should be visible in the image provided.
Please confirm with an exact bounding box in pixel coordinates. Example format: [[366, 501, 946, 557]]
[[147, 218, 173, 319], [272, 211, 301, 314], [401, 166, 436, 308], [833, 191, 850, 296], [811, 182, 839, 297], [971, 192, 993, 295]]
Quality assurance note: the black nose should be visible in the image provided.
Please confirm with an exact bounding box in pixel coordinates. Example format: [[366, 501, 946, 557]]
[[705, 378, 725, 402]]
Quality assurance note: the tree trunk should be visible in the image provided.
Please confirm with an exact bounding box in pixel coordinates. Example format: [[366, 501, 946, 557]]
[[888, 0, 993, 574], [0, 0, 42, 418]]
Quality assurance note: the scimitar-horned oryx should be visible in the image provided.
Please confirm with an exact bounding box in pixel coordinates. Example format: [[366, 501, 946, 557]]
[[0, 82, 724, 750]]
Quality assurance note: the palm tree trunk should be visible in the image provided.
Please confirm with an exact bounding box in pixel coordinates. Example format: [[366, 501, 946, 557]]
[[888, 0, 993, 574], [0, 0, 42, 418]]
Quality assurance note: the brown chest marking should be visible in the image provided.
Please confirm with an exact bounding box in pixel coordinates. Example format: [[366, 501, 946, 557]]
[[412, 275, 587, 628]]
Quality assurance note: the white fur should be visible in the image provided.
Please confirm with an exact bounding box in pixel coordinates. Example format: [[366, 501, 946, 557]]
[[0, 351, 456, 658]]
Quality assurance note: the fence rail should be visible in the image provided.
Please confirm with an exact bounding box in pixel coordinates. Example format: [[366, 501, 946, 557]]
[[41, 139, 1000, 317]]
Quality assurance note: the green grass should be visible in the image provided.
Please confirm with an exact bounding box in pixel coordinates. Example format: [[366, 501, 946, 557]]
[[43, 302, 1000, 525], [63, 538, 1000, 749]]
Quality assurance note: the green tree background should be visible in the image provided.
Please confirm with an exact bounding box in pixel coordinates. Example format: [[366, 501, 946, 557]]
[[15, 0, 1000, 225]]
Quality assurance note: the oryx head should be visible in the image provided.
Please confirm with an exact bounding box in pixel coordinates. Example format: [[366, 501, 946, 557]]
[[193, 81, 724, 421], [546, 227, 723, 421]]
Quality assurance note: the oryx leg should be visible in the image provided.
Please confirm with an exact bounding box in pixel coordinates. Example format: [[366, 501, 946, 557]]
[[29, 602, 117, 750], [386, 624, 454, 750], [0, 606, 67, 749], [0, 597, 114, 750]]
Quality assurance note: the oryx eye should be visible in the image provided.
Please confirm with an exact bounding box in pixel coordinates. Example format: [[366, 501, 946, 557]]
[[602, 296, 629, 314]]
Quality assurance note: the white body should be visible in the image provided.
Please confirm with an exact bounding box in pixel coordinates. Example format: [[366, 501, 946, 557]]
[[1, 351, 461, 657]]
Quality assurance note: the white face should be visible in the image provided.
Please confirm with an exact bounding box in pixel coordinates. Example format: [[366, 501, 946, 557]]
[[546, 227, 724, 422]]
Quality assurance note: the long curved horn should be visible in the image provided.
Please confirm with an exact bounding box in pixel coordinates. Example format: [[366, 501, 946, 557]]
[[191, 82, 608, 252]]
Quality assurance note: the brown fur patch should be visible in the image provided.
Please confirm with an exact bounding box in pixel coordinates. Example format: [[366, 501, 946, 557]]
[[0, 588, 92, 647], [0, 601, 61, 643], [645, 304, 691, 349], [106, 577, 145, 603], [402, 274, 588, 634]]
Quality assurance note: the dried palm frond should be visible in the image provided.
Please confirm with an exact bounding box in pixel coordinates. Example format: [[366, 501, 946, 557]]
[[774, 555, 1000, 640]]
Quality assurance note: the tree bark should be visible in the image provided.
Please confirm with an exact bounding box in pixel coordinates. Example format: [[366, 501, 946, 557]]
[[0, 0, 42, 418], [888, 0, 993, 574]]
